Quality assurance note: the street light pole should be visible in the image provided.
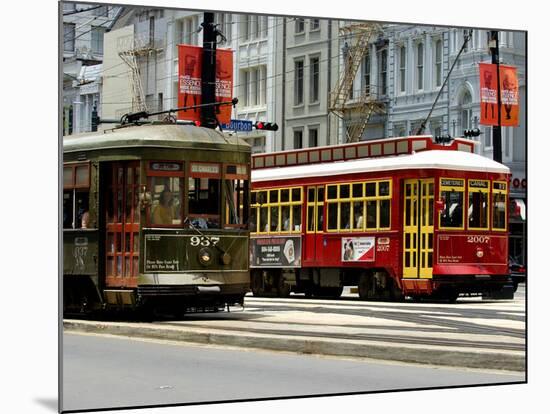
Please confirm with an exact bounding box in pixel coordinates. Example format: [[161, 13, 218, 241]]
[[490, 30, 503, 163], [201, 12, 218, 129]]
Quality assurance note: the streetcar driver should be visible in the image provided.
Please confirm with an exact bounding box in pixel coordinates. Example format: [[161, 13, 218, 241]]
[[152, 188, 174, 225]]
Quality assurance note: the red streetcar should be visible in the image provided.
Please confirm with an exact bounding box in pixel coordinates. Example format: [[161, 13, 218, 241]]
[[249, 135, 513, 301]]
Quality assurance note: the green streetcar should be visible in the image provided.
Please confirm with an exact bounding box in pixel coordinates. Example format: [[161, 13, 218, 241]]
[[63, 122, 251, 316]]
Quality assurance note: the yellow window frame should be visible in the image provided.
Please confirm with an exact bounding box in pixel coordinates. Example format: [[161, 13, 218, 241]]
[[325, 179, 392, 233], [439, 178, 465, 230], [252, 187, 303, 235], [467, 179, 490, 231], [491, 180, 508, 232]]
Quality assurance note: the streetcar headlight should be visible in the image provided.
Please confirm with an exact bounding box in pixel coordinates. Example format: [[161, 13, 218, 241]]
[[199, 248, 212, 266], [476, 248, 484, 258]]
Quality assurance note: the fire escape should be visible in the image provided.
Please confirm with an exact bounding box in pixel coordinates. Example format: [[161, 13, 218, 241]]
[[329, 22, 386, 143], [117, 33, 155, 113]]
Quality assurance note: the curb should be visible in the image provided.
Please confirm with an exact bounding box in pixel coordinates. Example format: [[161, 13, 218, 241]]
[[63, 320, 525, 372]]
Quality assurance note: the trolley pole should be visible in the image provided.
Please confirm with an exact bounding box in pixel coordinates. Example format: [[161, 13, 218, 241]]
[[201, 12, 218, 129], [490, 30, 503, 163]]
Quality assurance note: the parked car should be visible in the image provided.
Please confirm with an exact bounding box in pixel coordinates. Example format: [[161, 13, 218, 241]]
[[509, 256, 526, 292]]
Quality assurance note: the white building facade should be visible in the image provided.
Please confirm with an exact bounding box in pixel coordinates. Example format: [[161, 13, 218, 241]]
[[62, 2, 122, 134]]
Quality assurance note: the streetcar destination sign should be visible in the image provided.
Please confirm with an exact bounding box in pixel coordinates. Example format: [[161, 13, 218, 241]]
[[221, 119, 253, 132]]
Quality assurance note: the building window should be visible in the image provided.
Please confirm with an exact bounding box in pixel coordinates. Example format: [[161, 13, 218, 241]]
[[463, 29, 470, 52], [64, 23, 75, 52], [393, 122, 406, 137], [241, 66, 267, 108], [182, 16, 199, 45], [260, 16, 268, 38], [399, 45, 407, 93], [416, 42, 424, 90], [91, 26, 105, 55], [378, 49, 387, 96], [434, 39, 443, 87], [294, 129, 303, 149], [294, 59, 304, 105], [310, 19, 320, 31], [92, 5, 109, 17], [363, 54, 371, 94], [310, 56, 320, 103], [215, 13, 232, 44], [484, 126, 493, 149], [459, 90, 472, 132], [295, 18, 305, 34], [308, 127, 319, 147]]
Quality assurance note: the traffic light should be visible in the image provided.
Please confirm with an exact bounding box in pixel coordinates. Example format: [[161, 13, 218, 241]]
[[463, 128, 481, 138], [254, 121, 279, 131]]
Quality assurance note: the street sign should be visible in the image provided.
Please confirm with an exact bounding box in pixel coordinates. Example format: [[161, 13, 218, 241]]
[[220, 119, 253, 132]]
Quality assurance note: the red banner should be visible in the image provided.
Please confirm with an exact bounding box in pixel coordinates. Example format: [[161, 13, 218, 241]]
[[479, 63, 519, 127], [500, 65, 520, 126], [177, 45, 233, 124]]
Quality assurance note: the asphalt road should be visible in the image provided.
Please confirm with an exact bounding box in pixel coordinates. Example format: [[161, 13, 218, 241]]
[[62, 332, 524, 412]]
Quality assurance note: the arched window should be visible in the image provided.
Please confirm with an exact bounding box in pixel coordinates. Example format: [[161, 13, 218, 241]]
[[459, 90, 472, 131]]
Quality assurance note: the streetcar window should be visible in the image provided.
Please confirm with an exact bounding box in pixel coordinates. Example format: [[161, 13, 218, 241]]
[[188, 177, 220, 228], [328, 203, 338, 230], [325, 180, 392, 232], [260, 206, 268, 232], [254, 186, 302, 234], [270, 206, 280, 231], [468, 180, 489, 230], [366, 200, 377, 229], [327, 185, 337, 200], [439, 178, 465, 229], [63, 162, 91, 229], [380, 199, 390, 228], [340, 202, 351, 230], [63, 191, 73, 229], [492, 181, 507, 230], [225, 179, 249, 228], [352, 201, 364, 230], [379, 181, 390, 196], [292, 205, 302, 231], [150, 177, 182, 226]]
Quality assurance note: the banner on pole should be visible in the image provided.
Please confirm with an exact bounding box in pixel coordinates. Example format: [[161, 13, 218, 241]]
[[177, 45, 233, 124], [479, 63, 519, 127]]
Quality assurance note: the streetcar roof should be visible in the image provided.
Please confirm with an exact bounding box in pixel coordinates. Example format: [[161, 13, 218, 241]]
[[252, 149, 509, 182], [63, 123, 251, 153]]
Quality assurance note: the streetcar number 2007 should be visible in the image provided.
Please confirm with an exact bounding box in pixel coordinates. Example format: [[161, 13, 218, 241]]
[[467, 235, 490, 244], [190, 236, 220, 247]]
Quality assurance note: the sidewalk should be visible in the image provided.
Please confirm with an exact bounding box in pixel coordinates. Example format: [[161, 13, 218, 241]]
[[63, 291, 525, 372]]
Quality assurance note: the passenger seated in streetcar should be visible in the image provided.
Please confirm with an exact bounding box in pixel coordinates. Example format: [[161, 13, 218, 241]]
[[152, 189, 174, 225]]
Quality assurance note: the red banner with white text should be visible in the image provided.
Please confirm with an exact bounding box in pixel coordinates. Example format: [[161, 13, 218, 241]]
[[177, 45, 233, 124], [479, 63, 519, 127]]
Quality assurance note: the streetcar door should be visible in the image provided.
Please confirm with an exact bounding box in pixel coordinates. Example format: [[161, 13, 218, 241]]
[[403, 179, 434, 279], [104, 162, 141, 288], [304, 185, 324, 264]]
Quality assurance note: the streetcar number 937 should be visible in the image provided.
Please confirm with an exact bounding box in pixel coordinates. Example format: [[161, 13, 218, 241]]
[[190, 236, 220, 247], [467, 235, 490, 244]]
